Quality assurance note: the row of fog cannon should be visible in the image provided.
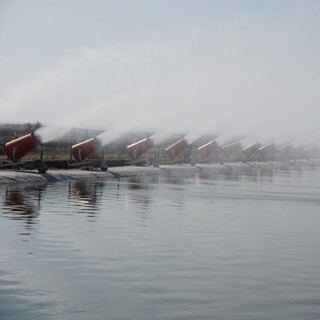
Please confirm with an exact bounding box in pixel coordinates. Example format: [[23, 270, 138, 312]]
[[3, 131, 319, 173]]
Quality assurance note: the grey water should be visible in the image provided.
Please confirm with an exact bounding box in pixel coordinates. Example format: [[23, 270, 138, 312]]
[[1, 167, 320, 320]]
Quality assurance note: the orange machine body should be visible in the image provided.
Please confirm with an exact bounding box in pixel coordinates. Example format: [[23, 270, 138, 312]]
[[290, 145, 304, 159], [304, 145, 320, 159], [4, 132, 40, 162], [242, 142, 261, 158], [127, 138, 154, 160], [197, 140, 218, 160], [259, 143, 276, 160], [165, 138, 188, 160], [221, 142, 242, 156], [277, 144, 293, 160], [71, 137, 100, 162]]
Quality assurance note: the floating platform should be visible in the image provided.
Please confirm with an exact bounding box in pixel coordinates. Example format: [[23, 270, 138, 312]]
[[1, 160, 320, 185]]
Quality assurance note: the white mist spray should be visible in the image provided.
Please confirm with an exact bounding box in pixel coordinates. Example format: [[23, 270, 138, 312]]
[[35, 125, 73, 143], [97, 126, 131, 147]]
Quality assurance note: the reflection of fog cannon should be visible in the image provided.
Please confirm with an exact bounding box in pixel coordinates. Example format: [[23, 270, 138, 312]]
[[3, 185, 45, 222], [197, 140, 218, 160], [4, 132, 41, 162], [165, 139, 188, 160], [127, 138, 154, 160], [71, 137, 101, 162]]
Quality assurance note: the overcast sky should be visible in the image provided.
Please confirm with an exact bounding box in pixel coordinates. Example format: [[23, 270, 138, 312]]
[[0, 0, 319, 144]]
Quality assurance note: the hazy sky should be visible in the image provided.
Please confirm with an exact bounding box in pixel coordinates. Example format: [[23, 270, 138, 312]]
[[0, 0, 319, 144]]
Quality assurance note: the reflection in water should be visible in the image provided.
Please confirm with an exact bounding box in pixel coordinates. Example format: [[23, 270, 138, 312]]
[[126, 177, 155, 210], [68, 180, 105, 215], [127, 177, 146, 190], [127, 176, 158, 190], [198, 163, 275, 183], [1, 167, 320, 320], [165, 177, 186, 186], [2, 184, 46, 226]]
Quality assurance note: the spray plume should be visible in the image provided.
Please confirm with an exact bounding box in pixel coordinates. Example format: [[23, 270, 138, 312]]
[[35, 125, 73, 144], [0, 25, 319, 146]]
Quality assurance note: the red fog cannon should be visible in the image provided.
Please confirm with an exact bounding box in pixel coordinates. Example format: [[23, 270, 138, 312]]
[[304, 145, 320, 159], [242, 142, 261, 160], [127, 138, 154, 160], [165, 138, 188, 160], [221, 142, 243, 162], [197, 140, 218, 160], [4, 132, 41, 162], [259, 143, 277, 161], [4, 132, 48, 173], [71, 137, 101, 162], [221, 142, 242, 154], [277, 144, 293, 160], [70, 137, 108, 171]]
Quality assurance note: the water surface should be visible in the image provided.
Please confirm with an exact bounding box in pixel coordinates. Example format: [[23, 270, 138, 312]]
[[1, 167, 320, 319]]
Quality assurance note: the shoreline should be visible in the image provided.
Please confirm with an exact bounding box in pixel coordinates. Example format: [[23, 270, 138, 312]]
[[0, 159, 319, 185]]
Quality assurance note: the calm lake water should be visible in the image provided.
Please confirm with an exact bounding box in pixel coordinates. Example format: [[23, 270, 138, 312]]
[[1, 166, 320, 320]]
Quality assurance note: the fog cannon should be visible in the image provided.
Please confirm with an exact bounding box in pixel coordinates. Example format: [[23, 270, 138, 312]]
[[242, 142, 261, 161], [259, 143, 277, 161], [277, 144, 293, 160], [304, 145, 320, 159], [221, 142, 243, 161], [165, 139, 188, 160], [127, 138, 154, 160], [290, 145, 305, 160], [197, 140, 218, 160], [4, 132, 41, 162], [71, 137, 101, 162]]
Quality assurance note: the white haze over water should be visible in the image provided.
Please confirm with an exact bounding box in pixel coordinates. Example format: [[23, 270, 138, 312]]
[[0, 7, 319, 146]]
